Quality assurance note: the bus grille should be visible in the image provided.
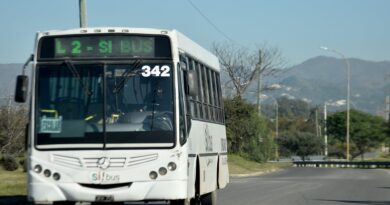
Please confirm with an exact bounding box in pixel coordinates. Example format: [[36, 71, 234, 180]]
[[51, 154, 159, 168], [83, 157, 127, 168]]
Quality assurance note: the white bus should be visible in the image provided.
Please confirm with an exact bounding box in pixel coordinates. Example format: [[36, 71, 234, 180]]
[[15, 27, 229, 205]]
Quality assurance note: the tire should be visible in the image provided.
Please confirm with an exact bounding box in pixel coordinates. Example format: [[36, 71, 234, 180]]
[[170, 199, 192, 205], [200, 191, 217, 205], [52, 202, 75, 205]]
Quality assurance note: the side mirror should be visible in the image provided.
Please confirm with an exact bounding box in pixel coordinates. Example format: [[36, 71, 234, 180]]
[[15, 75, 29, 103], [186, 70, 198, 97]]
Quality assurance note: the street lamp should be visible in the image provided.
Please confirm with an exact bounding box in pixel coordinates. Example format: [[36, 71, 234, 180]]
[[320, 46, 351, 161]]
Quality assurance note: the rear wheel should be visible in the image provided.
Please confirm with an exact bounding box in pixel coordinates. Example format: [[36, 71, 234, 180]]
[[170, 198, 193, 205], [200, 191, 217, 205], [171, 191, 216, 205]]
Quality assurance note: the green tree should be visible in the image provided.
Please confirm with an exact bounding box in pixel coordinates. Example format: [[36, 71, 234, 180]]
[[327, 109, 387, 160], [278, 131, 323, 161], [224, 97, 274, 162], [277, 97, 310, 119]]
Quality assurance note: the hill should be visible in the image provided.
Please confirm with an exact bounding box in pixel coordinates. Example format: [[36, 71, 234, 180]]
[[270, 56, 390, 114]]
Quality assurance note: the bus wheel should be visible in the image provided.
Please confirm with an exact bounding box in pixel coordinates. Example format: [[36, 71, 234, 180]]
[[200, 191, 217, 205], [170, 198, 192, 205]]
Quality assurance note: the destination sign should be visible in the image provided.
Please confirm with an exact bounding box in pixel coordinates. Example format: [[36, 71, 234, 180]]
[[39, 35, 171, 59]]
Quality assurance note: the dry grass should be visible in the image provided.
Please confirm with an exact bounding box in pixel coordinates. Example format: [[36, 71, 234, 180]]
[[0, 167, 26, 196], [228, 154, 291, 175]]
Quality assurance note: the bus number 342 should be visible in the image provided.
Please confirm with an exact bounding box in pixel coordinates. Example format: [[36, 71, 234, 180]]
[[141, 65, 171, 77]]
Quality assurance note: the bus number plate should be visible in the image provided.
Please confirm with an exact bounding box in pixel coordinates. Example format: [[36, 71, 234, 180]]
[[95, 195, 114, 202]]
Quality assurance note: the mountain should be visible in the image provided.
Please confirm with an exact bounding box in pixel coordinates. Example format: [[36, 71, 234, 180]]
[[270, 56, 390, 114]]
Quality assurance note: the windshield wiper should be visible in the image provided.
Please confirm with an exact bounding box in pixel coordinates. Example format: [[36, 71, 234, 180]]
[[64, 59, 92, 96], [112, 59, 143, 94]]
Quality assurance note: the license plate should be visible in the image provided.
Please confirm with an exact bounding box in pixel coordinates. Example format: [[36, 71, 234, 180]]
[[95, 195, 114, 202]]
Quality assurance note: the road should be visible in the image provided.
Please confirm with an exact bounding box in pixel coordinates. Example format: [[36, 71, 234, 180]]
[[218, 167, 390, 205], [2, 168, 390, 205]]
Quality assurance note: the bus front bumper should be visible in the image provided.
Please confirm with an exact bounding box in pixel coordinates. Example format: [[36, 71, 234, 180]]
[[29, 180, 188, 203]]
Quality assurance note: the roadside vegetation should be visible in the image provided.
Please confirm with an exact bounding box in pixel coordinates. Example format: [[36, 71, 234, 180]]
[[327, 109, 389, 160], [0, 167, 26, 196], [228, 154, 291, 175]]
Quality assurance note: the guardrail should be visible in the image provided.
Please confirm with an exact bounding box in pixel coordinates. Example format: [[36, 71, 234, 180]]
[[293, 161, 390, 169]]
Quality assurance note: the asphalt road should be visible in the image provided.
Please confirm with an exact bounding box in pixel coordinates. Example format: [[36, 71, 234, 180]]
[[2, 168, 390, 205], [218, 167, 390, 205]]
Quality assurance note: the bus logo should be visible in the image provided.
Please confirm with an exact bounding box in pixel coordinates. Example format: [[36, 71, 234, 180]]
[[97, 157, 110, 170], [90, 171, 120, 183]]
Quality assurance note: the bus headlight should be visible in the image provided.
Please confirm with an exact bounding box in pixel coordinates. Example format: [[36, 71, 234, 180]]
[[167, 162, 177, 171], [34, 165, 42, 173], [159, 167, 167, 176], [53, 173, 61, 181], [149, 171, 158, 180], [43, 169, 51, 177]]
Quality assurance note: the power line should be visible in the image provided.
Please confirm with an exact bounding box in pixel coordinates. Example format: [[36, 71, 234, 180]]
[[186, 0, 236, 43]]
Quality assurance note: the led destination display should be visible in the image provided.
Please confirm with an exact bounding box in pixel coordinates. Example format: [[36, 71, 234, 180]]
[[39, 35, 171, 59]]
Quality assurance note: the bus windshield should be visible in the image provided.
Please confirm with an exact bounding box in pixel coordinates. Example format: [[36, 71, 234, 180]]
[[35, 61, 174, 149]]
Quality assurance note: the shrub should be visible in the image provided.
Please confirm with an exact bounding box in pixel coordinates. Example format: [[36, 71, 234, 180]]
[[19, 157, 27, 172], [2, 155, 19, 171]]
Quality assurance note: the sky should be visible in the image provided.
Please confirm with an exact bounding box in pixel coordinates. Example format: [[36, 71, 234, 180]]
[[0, 0, 389, 65]]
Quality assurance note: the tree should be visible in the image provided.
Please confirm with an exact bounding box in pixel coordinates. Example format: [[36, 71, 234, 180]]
[[0, 104, 28, 156], [278, 131, 323, 161], [327, 109, 387, 160], [213, 42, 287, 98], [224, 97, 275, 162]]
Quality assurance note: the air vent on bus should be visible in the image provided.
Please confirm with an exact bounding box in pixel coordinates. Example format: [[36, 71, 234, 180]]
[[52, 154, 82, 168], [128, 154, 158, 167]]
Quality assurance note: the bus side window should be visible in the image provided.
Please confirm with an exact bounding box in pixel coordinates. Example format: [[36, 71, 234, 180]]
[[178, 56, 191, 144], [201, 65, 209, 120], [187, 58, 197, 118], [195, 61, 204, 119], [216, 74, 225, 124]]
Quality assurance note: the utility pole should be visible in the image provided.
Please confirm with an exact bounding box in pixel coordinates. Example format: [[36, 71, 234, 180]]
[[385, 74, 390, 122], [385, 96, 389, 122], [256, 50, 262, 115], [315, 107, 319, 138], [79, 0, 87, 28], [324, 103, 328, 157]]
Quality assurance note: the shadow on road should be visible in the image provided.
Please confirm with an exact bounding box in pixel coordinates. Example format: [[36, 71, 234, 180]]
[[0, 196, 169, 205], [315, 199, 390, 205], [0, 195, 27, 205]]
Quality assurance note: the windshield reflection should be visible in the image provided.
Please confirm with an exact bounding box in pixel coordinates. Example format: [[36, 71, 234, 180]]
[[36, 62, 174, 148]]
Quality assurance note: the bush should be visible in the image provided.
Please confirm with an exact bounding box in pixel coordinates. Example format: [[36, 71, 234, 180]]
[[224, 97, 275, 162], [1, 155, 19, 171], [19, 157, 27, 172]]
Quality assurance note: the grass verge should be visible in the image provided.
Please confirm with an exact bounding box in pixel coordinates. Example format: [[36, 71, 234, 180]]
[[0, 167, 26, 196], [228, 154, 292, 176]]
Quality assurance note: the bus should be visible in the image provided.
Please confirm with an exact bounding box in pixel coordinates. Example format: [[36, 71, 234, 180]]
[[14, 27, 229, 205]]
